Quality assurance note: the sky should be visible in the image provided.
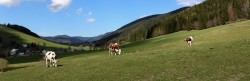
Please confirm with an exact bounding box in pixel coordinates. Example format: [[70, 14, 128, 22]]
[[0, 0, 204, 37]]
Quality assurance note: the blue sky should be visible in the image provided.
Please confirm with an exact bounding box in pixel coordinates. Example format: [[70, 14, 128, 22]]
[[0, 0, 204, 37]]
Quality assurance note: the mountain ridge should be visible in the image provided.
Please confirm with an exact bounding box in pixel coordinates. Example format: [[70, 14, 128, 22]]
[[42, 32, 112, 46]]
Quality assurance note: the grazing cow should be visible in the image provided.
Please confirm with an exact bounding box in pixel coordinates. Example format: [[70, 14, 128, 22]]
[[108, 43, 121, 55], [44, 51, 58, 67], [185, 36, 194, 47]]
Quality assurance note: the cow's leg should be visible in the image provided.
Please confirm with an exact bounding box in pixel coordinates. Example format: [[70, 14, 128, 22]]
[[52, 60, 55, 67], [118, 49, 121, 55], [108, 49, 110, 55], [187, 41, 192, 47], [114, 50, 116, 55], [109, 49, 112, 55], [54, 59, 58, 67], [51, 59, 54, 67], [49, 59, 52, 67], [54, 61, 57, 67], [46, 59, 49, 67], [114, 49, 121, 55], [111, 49, 113, 55], [52, 59, 57, 67]]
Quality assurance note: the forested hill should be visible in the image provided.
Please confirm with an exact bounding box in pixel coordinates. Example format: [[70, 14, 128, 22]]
[[96, 7, 190, 46], [97, 0, 250, 46], [0, 24, 40, 38]]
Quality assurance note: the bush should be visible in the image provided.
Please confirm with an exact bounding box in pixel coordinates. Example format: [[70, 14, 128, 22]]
[[0, 58, 8, 72]]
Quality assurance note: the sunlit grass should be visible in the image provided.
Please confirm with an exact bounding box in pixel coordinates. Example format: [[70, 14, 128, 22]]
[[1, 20, 250, 81]]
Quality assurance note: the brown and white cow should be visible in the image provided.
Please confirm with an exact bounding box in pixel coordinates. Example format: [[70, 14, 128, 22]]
[[108, 43, 121, 55], [185, 36, 194, 47]]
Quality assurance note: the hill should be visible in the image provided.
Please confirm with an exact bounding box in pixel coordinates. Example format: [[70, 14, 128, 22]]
[[96, 7, 190, 46], [0, 24, 40, 38], [0, 26, 74, 55], [1, 20, 250, 81], [43, 35, 84, 45], [42, 32, 111, 46], [97, 0, 250, 46]]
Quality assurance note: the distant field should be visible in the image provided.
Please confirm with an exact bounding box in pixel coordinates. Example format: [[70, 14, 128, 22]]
[[1, 20, 250, 81]]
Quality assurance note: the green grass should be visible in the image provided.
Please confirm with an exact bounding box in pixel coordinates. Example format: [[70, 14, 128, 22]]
[[1, 20, 250, 81]]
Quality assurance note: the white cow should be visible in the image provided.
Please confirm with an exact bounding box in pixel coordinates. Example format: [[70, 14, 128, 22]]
[[185, 36, 194, 47], [45, 51, 58, 67]]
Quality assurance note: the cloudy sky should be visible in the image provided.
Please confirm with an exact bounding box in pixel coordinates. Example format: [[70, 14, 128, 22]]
[[0, 0, 204, 37]]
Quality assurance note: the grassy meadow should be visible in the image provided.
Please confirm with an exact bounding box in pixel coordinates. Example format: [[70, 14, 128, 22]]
[[1, 20, 250, 81]]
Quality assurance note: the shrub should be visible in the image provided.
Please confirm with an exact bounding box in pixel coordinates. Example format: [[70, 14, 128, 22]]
[[0, 58, 8, 72]]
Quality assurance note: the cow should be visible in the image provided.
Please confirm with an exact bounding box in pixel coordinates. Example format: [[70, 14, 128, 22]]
[[44, 51, 58, 67], [108, 43, 121, 55], [185, 36, 194, 47]]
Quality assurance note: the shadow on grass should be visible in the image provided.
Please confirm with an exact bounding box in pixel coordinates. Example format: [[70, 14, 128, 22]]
[[46, 64, 63, 68], [57, 64, 63, 67], [3, 65, 31, 72], [7, 54, 44, 64], [56, 50, 105, 59], [7, 50, 106, 64]]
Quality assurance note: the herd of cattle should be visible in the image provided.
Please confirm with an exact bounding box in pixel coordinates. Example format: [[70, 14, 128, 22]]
[[5, 36, 194, 67], [45, 36, 193, 67]]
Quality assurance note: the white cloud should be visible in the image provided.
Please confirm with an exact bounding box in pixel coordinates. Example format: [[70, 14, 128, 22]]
[[86, 12, 95, 23], [0, 0, 21, 7], [49, 0, 71, 12], [23, 0, 45, 2], [0, 0, 46, 7], [177, 0, 203, 6], [76, 7, 82, 15], [88, 11, 92, 16], [86, 18, 96, 23]]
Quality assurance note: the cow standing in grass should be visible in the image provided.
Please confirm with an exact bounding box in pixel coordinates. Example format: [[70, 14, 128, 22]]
[[108, 43, 121, 55], [45, 51, 58, 67], [185, 36, 194, 47]]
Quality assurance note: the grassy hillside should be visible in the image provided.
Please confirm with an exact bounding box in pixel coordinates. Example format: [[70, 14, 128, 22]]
[[1, 20, 250, 81], [97, 7, 189, 46], [0, 26, 71, 49], [98, 0, 250, 45]]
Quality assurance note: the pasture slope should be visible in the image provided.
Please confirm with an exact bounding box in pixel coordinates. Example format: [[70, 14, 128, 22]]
[[0, 26, 70, 49], [1, 20, 250, 81]]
